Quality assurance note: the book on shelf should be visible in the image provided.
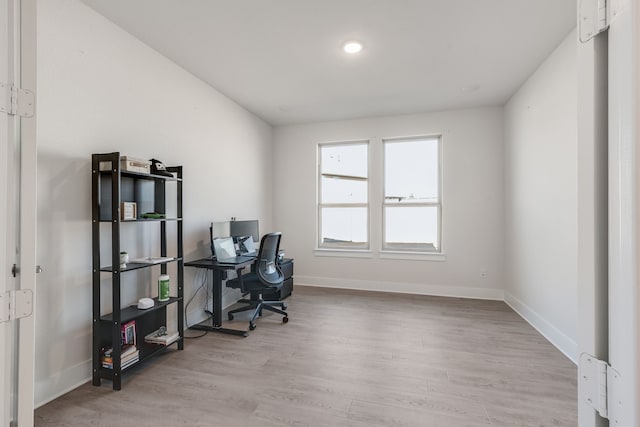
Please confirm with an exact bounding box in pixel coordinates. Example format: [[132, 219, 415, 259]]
[[101, 344, 139, 369], [103, 344, 137, 358], [102, 349, 138, 364], [103, 355, 139, 370], [121, 320, 136, 346], [131, 256, 175, 264], [144, 328, 180, 346]]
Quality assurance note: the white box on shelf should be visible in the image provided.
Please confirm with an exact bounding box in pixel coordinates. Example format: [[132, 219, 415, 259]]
[[99, 156, 151, 174], [120, 202, 137, 220]]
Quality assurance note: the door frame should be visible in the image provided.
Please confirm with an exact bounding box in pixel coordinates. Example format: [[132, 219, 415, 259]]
[[1, 0, 37, 425], [17, 0, 37, 424], [0, 0, 14, 423], [577, 27, 609, 427]]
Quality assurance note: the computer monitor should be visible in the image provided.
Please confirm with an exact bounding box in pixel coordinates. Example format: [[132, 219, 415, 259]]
[[230, 220, 259, 243], [209, 221, 231, 257]]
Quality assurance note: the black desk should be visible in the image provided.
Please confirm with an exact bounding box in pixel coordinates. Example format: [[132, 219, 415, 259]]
[[184, 257, 255, 337]]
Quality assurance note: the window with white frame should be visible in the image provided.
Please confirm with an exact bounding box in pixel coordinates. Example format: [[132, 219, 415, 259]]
[[383, 136, 441, 252], [318, 141, 369, 249]]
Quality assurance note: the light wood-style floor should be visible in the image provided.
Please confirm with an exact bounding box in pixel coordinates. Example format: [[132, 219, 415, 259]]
[[35, 286, 577, 426]]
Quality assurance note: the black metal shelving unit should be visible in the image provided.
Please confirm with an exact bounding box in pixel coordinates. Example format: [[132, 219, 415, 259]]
[[91, 152, 184, 390]]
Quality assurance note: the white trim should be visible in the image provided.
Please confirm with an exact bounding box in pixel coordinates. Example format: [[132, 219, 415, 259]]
[[504, 292, 578, 364], [17, 0, 36, 424], [577, 28, 609, 427], [607, 1, 639, 423], [0, 0, 10, 423], [295, 276, 504, 300], [35, 360, 91, 409], [313, 248, 373, 258], [379, 250, 446, 261], [313, 248, 445, 261]]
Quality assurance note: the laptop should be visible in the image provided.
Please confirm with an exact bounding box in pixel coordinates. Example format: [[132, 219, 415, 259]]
[[212, 237, 255, 264], [237, 235, 257, 256]]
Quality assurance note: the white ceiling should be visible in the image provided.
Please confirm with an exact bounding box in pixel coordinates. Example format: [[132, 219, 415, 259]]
[[80, 0, 576, 126]]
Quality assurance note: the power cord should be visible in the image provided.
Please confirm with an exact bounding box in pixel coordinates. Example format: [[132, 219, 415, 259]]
[[183, 268, 235, 339], [183, 269, 209, 338]]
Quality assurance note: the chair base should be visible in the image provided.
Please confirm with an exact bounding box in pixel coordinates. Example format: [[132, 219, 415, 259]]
[[227, 293, 288, 330]]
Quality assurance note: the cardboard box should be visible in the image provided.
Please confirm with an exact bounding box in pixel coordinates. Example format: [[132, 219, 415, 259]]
[[121, 156, 151, 174], [100, 156, 151, 174]]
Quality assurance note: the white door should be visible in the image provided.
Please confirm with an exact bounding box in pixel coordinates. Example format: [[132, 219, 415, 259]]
[[607, 0, 639, 424], [576, 18, 609, 427], [576, 0, 640, 425], [1, 0, 37, 425]]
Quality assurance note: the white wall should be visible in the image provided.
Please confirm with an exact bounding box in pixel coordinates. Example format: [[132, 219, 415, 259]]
[[273, 108, 505, 299], [35, 0, 273, 406], [504, 29, 578, 361]]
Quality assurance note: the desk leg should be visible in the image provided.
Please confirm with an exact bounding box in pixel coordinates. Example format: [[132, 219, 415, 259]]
[[189, 268, 248, 337], [212, 268, 223, 327]]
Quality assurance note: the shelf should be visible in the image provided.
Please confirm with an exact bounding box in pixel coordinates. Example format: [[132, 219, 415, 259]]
[[98, 217, 182, 223], [137, 337, 182, 363], [101, 297, 182, 323], [100, 257, 182, 272], [98, 168, 182, 182], [98, 337, 183, 377], [92, 152, 184, 390]]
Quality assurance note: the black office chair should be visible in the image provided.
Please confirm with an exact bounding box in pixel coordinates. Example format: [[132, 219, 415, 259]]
[[226, 232, 289, 330]]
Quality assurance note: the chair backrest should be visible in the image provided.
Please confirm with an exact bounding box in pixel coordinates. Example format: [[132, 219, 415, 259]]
[[256, 232, 283, 287]]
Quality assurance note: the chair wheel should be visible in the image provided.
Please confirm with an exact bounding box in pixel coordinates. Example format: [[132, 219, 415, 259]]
[[282, 316, 289, 324], [281, 303, 287, 310], [249, 322, 256, 330], [228, 313, 234, 321]]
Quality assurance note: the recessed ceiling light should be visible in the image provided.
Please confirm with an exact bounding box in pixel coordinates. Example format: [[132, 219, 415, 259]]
[[343, 41, 363, 54]]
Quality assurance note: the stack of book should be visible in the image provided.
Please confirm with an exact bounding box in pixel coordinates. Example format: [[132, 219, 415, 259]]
[[102, 344, 139, 370], [145, 327, 180, 346]]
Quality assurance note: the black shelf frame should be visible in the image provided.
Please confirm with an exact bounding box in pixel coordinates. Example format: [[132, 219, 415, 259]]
[[92, 152, 184, 390], [99, 257, 183, 273], [98, 168, 183, 182], [100, 297, 183, 322], [99, 218, 183, 223]]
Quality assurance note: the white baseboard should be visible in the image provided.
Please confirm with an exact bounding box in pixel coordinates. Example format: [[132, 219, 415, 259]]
[[35, 360, 92, 408], [504, 292, 578, 364], [294, 275, 504, 300]]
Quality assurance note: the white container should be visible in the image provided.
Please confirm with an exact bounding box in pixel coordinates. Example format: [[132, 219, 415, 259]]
[[158, 275, 170, 302], [119, 252, 129, 268]]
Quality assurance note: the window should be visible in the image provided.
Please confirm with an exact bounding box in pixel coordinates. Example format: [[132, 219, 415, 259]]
[[383, 136, 441, 252], [318, 141, 369, 249]]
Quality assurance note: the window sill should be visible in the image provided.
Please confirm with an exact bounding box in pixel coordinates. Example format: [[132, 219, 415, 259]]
[[314, 248, 373, 258], [313, 249, 445, 261], [379, 251, 446, 261]]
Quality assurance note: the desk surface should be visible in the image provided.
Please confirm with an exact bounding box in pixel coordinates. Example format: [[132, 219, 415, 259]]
[[185, 256, 255, 270]]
